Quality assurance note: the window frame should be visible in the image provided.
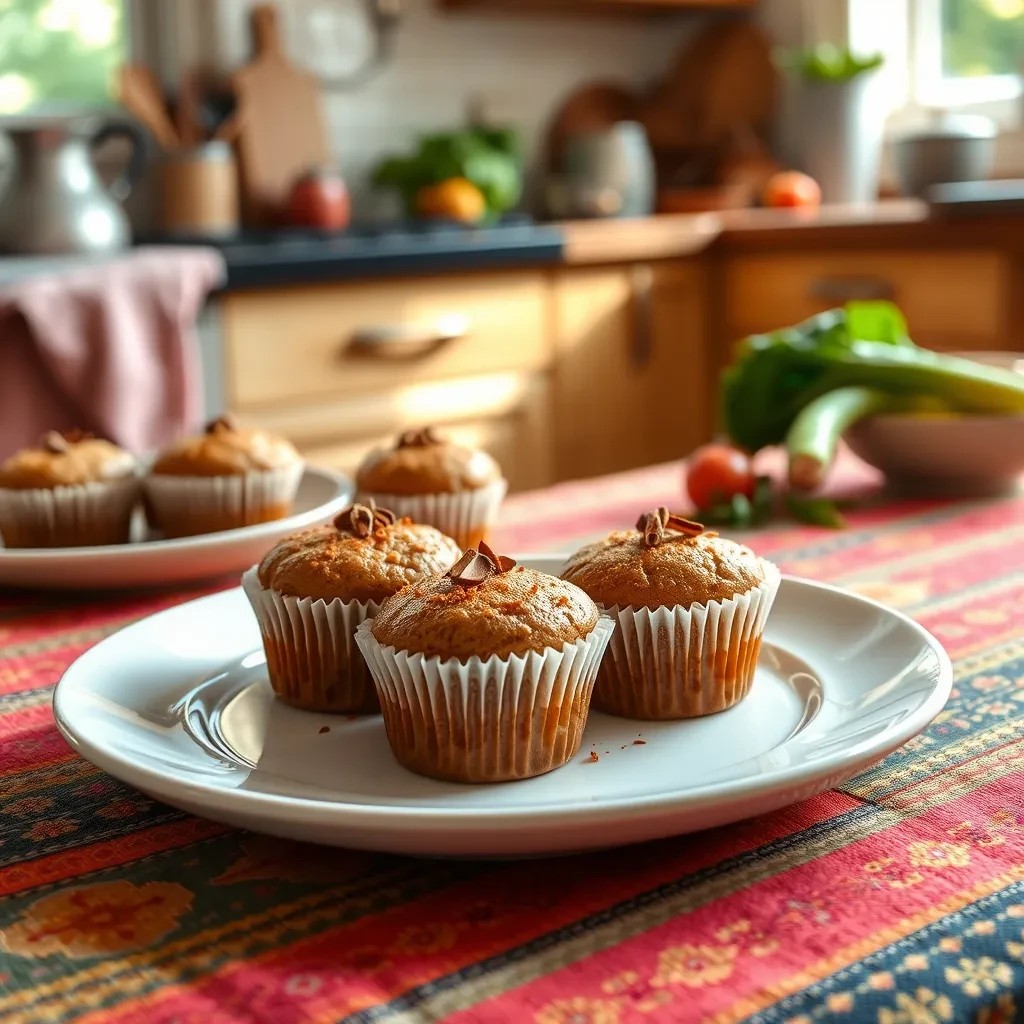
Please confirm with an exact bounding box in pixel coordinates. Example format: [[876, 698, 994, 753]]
[[910, 0, 1023, 110]]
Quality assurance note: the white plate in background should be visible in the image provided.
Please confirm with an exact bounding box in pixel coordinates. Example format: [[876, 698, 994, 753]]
[[0, 467, 353, 590], [54, 557, 951, 856]]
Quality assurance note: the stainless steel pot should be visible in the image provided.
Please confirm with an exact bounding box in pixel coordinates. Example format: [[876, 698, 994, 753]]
[[892, 115, 996, 199], [0, 110, 146, 255]]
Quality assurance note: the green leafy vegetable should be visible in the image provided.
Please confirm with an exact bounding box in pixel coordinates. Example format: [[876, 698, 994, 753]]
[[785, 493, 847, 529], [721, 301, 1024, 460], [370, 128, 522, 220], [778, 44, 884, 82]]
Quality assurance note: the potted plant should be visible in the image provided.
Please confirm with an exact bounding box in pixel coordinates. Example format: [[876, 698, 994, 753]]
[[776, 44, 885, 204]]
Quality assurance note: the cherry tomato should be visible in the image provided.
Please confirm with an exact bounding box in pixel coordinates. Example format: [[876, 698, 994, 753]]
[[762, 171, 822, 209], [685, 444, 756, 511]]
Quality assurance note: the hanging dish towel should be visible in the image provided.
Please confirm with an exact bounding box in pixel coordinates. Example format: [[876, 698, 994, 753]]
[[0, 246, 225, 459]]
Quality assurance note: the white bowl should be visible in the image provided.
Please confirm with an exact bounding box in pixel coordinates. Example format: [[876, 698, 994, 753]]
[[845, 351, 1024, 496]]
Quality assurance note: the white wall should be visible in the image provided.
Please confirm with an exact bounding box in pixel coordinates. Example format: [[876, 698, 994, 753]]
[[133, 0, 707, 209]]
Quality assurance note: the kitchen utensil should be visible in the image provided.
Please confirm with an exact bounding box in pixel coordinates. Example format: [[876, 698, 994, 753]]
[[845, 351, 1024, 497], [0, 466, 353, 589], [54, 562, 950, 856], [157, 142, 239, 238], [559, 122, 655, 219], [892, 114, 997, 199], [117, 64, 179, 149], [0, 112, 146, 255], [175, 70, 202, 149], [545, 81, 639, 172], [641, 21, 778, 152], [233, 4, 331, 225]]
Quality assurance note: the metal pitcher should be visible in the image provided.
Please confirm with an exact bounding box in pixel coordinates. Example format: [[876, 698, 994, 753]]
[[0, 111, 146, 255]]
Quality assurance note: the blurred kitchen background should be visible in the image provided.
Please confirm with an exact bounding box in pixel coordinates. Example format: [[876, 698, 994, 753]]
[[0, 0, 1021, 490]]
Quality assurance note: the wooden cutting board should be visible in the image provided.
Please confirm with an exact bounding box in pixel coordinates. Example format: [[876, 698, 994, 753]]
[[232, 4, 330, 225]]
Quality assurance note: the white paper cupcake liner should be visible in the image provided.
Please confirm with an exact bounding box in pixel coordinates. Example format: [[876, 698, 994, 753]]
[[242, 567, 380, 713], [355, 478, 508, 549], [0, 477, 140, 549], [354, 614, 615, 783], [145, 463, 304, 538], [594, 560, 782, 720]]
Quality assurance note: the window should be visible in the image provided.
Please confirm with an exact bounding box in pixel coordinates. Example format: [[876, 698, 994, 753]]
[[0, 0, 125, 113], [913, 0, 1024, 107]]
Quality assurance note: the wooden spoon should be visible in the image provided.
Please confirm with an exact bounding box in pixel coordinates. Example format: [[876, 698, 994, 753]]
[[117, 64, 178, 150]]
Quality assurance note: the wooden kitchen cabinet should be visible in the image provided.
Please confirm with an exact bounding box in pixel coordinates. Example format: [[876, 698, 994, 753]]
[[721, 249, 1011, 352], [219, 270, 558, 493], [553, 261, 711, 481]]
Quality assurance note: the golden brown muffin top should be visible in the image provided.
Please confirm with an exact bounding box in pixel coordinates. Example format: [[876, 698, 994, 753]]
[[0, 430, 137, 490], [152, 416, 301, 477], [257, 502, 461, 604], [561, 508, 767, 610], [355, 426, 502, 495], [371, 542, 600, 660]]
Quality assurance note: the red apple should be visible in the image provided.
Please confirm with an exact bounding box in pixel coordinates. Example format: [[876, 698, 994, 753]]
[[287, 168, 351, 231]]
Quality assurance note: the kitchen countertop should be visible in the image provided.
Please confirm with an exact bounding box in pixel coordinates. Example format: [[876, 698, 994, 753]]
[[6, 200, 1020, 292]]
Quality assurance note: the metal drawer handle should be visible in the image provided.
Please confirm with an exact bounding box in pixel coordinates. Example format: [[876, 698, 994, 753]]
[[347, 315, 470, 358], [809, 276, 895, 303]]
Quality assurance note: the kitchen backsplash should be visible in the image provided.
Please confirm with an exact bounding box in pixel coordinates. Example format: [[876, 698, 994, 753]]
[[137, 0, 701, 213]]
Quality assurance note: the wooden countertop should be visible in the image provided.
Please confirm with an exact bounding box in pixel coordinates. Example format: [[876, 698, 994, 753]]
[[559, 199, 1024, 264]]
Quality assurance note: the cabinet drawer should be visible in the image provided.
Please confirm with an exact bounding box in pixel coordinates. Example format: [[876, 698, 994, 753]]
[[723, 250, 1009, 348], [223, 272, 551, 407]]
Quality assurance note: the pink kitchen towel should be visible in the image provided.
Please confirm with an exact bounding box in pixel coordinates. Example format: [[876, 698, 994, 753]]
[[0, 246, 225, 459]]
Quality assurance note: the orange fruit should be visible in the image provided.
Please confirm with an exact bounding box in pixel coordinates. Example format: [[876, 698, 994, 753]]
[[415, 177, 487, 224], [762, 171, 822, 209]]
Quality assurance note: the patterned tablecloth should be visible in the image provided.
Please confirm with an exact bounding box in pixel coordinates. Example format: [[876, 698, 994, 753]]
[[1, 461, 1022, 1024]]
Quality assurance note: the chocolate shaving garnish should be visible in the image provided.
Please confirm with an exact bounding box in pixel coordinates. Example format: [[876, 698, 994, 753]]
[[447, 548, 496, 587], [396, 426, 441, 449], [40, 428, 93, 453], [478, 540, 517, 573], [447, 542, 517, 587], [206, 414, 237, 435], [333, 500, 396, 539], [636, 508, 705, 547]]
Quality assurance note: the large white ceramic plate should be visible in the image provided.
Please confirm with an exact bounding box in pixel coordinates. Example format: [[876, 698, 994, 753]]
[[0, 467, 353, 590], [54, 558, 952, 857]]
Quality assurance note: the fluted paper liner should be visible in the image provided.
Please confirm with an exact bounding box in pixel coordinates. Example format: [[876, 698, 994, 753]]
[[355, 478, 507, 550], [242, 567, 380, 713], [594, 560, 782, 720], [145, 463, 304, 538], [355, 614, 616, 784], [0, 477, 140, 548]]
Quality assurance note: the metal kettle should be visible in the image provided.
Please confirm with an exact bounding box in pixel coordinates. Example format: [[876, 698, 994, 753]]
[[0, 111, 146, 256]]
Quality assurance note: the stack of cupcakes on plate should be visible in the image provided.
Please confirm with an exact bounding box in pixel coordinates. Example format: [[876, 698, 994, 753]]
[[354, 426, 507, 550], [562, 508, 781, 720]]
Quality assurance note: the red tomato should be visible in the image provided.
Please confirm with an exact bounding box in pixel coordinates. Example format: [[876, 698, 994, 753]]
[[685, 444, 756, 510], [762, 171, 822, 209]]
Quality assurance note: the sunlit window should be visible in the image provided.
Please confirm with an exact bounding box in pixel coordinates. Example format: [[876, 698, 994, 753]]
[[0, 0, 124, 113], [915, 0, 1023, 106]]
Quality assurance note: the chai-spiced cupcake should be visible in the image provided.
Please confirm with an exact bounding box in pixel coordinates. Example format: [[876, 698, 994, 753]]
[[561, 509, 780, 720], [0, 430, 140, 548], [144, 416, 304, 538], [354, 426, 507, 550], [243, 501, 461, 713], [355, 542, 615, 783]]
